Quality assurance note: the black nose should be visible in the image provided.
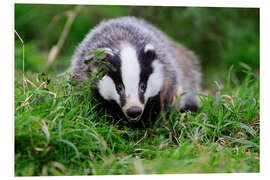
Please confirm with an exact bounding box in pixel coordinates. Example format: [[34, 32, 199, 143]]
[[126, 106, 142, 119]]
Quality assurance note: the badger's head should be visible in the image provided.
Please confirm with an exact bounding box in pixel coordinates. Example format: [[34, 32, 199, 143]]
[[96, 42, 164, 122]]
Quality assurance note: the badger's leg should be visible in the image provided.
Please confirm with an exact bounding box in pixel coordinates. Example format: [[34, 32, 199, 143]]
[[170, 42, 201, 113], [179, 92, 200, 112], [173, 85, 201, 113]]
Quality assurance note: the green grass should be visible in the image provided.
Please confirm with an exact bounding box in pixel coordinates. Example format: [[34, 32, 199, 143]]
[[14, 5, 259, 175], [14, 65, 259, 176]]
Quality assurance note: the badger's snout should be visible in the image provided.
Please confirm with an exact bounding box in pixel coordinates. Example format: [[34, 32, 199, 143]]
[[125, 106, 142, 120]]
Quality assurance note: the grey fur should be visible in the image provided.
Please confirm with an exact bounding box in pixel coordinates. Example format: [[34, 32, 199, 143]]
[[69, 16, 201, 113]]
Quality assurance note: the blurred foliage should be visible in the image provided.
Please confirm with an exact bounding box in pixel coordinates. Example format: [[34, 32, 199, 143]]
[[15, 4, 259, 86]]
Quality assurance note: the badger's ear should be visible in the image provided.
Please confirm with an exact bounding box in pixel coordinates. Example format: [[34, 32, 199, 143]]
[[144, 44, 156, 61]]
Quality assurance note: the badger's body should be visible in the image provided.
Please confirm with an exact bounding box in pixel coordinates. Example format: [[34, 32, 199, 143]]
[[69, 16, 201, 122]]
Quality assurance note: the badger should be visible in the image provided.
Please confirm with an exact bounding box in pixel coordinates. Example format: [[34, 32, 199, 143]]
[[69, 16, 201, 122]]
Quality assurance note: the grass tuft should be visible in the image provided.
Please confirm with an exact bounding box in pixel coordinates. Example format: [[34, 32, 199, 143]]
[[15, 65, 259, 175]]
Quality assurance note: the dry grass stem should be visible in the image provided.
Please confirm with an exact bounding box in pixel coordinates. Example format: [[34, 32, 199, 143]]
[[15, 30, 26, 94], [46, 5, 82, 70], [133, 130, 148, 147]]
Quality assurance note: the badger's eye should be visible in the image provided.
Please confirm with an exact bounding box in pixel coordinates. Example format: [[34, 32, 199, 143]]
[[116, 84, 125, 94], [139, 83, 146, 93]]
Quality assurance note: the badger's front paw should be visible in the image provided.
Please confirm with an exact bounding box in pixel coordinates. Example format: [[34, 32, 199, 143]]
[[179, 94, 201, 113], [180, 102, 200, 112]]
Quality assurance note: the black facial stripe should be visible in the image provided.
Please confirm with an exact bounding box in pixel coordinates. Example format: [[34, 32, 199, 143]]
[[119, 94, 126, 107], [105, 54, 127, 107], [137, 48, 155, 104], [106, 55, 122, 85], [107, 54, 121, 71], [138, 93, 145, 104], [106, 70, 126, 107], [139, 67, 153, 103]]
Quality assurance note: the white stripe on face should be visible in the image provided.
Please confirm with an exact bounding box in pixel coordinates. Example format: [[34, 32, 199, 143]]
[[120, 43, 142, 108], [98, 75, 120, 104], [144, 60, 164, 101]]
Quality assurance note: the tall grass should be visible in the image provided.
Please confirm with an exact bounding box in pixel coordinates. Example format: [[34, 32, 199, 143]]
[[14, 65, 259, 175]]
